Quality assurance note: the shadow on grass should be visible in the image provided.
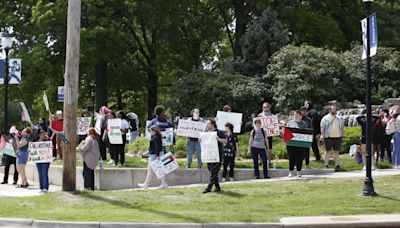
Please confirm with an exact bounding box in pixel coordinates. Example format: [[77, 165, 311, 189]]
[[218, 190, 245, 198], [80, 192, 204, 223], [378, 195, 400, 203]]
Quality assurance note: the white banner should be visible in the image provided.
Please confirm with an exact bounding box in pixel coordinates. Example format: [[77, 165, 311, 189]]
[[77, 117, 91, 135], [20, 102, 31, 123], [94, 113, 102, 135], [8, 58, 22, 84], [28, 141, 54, 163], [108, 118, 123, 144], [145, 120, 152, 139], [200, 132, 220, 163], [43, 92, 50, 111], [176, 119, 206, 138], [257, 115, 279, 136], [216, 111, 242, 133]]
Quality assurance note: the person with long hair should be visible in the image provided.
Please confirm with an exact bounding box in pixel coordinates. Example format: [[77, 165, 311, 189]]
[[248, 118, 270, 179], [138, 124, 169, 189], [286, 111, 308, 178], [186, 108, 203, 168], [116, 110, 129, 167], [105, 111, 117, 166], [14, 127, 33, 188], [203, 119, 227, 193], [381, 109, 393, 163], [78, 128, 101, 190], [222, 122, 239, 182], [35, 129, 51, 193]]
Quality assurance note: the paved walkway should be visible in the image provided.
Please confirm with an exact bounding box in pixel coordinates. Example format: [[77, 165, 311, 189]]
[[0, 177, 61, 197]]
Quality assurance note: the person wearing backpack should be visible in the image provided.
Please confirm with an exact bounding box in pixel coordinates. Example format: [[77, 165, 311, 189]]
[[248, 118, 270, 179], [127, 112, 140, 144]]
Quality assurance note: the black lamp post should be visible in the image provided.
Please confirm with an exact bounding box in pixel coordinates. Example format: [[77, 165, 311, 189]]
[[362, 0, 377, 197], [1, 31, 14, 135]]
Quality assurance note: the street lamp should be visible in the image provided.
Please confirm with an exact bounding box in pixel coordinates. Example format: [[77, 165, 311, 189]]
[[1, 31, 14, 135], [362, 0, 376, 196]]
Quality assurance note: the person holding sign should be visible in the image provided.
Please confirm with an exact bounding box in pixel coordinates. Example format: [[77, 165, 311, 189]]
[[248, 118, 270, 179], [147, 105, 174, 152], [138, 124, 169, 189], [202, 119, 227, 193], [34, 129, 51, 192], [105, 111, 118, 166], [186, 108, 203, 169], [258, 102, 274, 167], [1, 134, 18, 185], [115, 111, 130, 167], [78, 128, 101, 190], [286, 111, 308, 178], [14, 127, 33, 188]]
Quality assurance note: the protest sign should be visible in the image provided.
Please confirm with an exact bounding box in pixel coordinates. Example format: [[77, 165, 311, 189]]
[[50, 120, 63, 133], [28, 141, 54, 163], [216, 111, 242, 133], [94, 112, 102, 135], [43, 92, 50, 112], [108, 118, 123, 144], [0, 136, 16, 157], [200, 132, 220, 163], [77, 117, 91, 135], [257, 115, 280, 136], [162, 128, 174, 146], [20, 102, 31, 123], [176, 119, 206, 138], [283, 127, 313, 148], [150, 152, 179, 179], [145, 120, 152, 139]]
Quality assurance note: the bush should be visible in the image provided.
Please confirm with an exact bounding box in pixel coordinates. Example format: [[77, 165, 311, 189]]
[[127, 137, 150, 155], [237, 132, 288, 159], [174, 137, 188, 158], [341, 126, 361, 154]]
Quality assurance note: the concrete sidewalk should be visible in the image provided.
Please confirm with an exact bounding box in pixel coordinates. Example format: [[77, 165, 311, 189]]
[[0, 176, 61, 197], [1, 214, 400, 227]]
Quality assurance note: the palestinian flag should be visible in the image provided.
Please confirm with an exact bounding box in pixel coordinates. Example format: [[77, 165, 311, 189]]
[[283, 127, 313, 148]]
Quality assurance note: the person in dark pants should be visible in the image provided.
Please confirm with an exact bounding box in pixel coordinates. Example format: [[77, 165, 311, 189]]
[[1, 155, 18, 185], [222, 123, 239, 182], [202, 119, 227, 193], [381, 109, 393, 163], [248, 118, 270, 179], [78, 128, 100, 190], [98, 106, 110, 162], [286, 110, 308, 177], [300, 106, 313, 169], [115, 111, 129, 167], [35, 129, 51, 192], [305, 101, 321, 161]]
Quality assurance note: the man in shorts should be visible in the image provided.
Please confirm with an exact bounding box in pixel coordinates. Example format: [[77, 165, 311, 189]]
[[320, 105, 344, 172]]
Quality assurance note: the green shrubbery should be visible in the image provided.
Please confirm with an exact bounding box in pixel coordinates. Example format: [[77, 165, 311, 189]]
[[127, 126, 362, 159]]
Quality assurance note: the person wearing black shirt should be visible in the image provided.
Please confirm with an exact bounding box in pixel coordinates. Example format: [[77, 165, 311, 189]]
[[222, 123, 239, 182], [305, 101, 321, 161]]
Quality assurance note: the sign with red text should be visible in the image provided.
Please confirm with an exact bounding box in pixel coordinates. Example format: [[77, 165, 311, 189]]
[[257, 115, 279, 136]]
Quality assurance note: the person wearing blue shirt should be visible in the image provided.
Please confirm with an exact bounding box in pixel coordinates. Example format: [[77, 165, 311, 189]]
[[147, 105, 174, 132], [202, 119, 227, 193]]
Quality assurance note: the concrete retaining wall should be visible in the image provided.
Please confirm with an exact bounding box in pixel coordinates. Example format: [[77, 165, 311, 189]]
[[1, 163, 333, 191]]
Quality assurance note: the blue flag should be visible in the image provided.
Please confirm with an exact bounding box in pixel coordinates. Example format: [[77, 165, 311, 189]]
[[0, 60, 4, 83], [361, 13, 378, 59]]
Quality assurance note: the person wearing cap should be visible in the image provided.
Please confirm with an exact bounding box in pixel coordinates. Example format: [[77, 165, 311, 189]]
[[138, 124, 169, 189]]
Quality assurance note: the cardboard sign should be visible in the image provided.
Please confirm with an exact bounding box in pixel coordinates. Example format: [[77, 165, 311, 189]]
[[77, 117, 91, 135], [162, 128, 174, 146], [176, 119, 206, 138], [257, 115, 280, 136], [108, 118, 123, 144], [150, 152, 179, 179], [20, 102, 31, 123], [43, 92, 50, 112], [94, 113, 102, 135], [216, 111, 242, 133], [51, 120, 63, 133], [28, 141, 54, 163], [0, 136, 16, 157], [200, 132, 220, 163]]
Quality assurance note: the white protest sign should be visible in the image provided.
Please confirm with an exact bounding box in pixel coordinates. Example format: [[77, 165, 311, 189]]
[[77, 117, 91, 135], [43, 92, 50, 112], [257, 115, 279, 136], [216, 111, 242, 133], [0, 136, 16, 157], [108, 118, 123, 144], [200, 132, 220, 163], [145, 120, 152, 139], [20, 102, 31, 123], [94, 113, 102, 135], [162, 127, 174, 146], [28, 141, 54, 163], [176, 119, 206, 138], [150, 160, 167, 179]]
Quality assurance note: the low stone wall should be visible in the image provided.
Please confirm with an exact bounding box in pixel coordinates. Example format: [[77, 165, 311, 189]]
[[1, 163, 333, 190]]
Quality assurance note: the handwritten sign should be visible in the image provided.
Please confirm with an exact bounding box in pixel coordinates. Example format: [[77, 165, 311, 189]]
[[176, 119, 206, 138], [162, 128, 174, 146], [108, 118, 123, 144], [200, 132, 220, 163], [257, 115, 279, 136], [216, 111, 242, 133], [28, 141, 54, 163], [0, 142, 16, 157], [77, 117, 91, 135], [150, 152, 179, 179]]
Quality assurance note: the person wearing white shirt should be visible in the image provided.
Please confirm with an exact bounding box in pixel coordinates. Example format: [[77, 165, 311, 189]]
[[115, 111, 129, 167]]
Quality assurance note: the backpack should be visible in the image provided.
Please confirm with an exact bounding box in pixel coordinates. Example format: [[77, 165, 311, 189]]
[[252, 128, 266, 139]]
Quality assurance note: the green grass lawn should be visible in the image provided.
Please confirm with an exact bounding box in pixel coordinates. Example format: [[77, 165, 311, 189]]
[[1, 175, 400, 223]]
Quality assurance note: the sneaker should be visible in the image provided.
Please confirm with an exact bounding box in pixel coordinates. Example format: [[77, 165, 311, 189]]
[[334, 165, 341, 172], [363, 166, 366, 171], [305, 165, 310, 170], [43, 189, 48, 193], [229, 177, 234, 182], [214, 187, 221, 192], [0, 181, 7, 184], [372, 164, 376, 170], [203, 188, 211, 194], [138, 183, 148, 189], [297, 171, 302, 178], [221, 178, 226, 182], [157, 183, 168, 189], [107, 159, 115, 165], [288, 171, 294, 178]]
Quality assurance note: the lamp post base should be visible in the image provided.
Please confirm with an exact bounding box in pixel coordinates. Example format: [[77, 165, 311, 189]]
[[363, 177, 377, 196]]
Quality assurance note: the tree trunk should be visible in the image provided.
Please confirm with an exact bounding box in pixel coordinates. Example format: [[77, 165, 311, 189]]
[[62, 0, 81, 192], [233, 0, 247, 59], [95, 59, 108, 111], [147, 69, 157, 119]]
